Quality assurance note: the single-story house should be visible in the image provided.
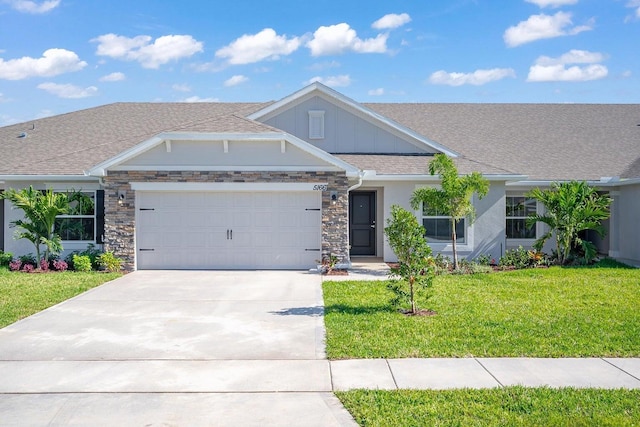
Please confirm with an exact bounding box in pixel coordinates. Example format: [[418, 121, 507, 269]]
[[2, 82, 639, 269]]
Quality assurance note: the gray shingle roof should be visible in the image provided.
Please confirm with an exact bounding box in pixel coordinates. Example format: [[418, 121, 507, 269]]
[[0, 102, 273, 175], [365, 103, 640, 181], [1, 99, 638, 181]]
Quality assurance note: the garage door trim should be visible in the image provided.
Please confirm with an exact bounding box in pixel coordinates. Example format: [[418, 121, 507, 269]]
[[131, 182, 328, 192]]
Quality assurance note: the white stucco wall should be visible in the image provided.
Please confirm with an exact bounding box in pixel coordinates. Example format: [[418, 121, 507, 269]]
[[370, 180, 507, 263], [1, 181, 102, 260]]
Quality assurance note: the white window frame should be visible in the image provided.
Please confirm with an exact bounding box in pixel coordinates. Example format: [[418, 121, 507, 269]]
[[55, 190, 97, 243], [421, 205, 467, 245], [308, 110, 325, 140], [412, 185, 474, 252], [505, 194, 538, 244]]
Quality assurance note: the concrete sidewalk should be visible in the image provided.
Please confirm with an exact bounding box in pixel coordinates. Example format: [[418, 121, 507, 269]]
[[331, 357, 640, 391], [327, 261, 640, 392]]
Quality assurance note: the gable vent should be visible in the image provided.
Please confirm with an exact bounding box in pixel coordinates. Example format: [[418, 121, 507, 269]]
[[308, 110, 325, 140]]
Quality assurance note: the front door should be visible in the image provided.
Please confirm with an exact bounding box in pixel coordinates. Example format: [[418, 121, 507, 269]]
[[349, 191, 376, 256]]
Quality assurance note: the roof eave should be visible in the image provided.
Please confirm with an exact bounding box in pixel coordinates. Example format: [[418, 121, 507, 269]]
[[0, 175, 99, 182], [363, 173, 527, 182]]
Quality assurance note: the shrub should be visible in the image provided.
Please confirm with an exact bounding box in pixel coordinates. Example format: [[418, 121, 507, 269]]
[[52, 259, 68, 272], [499, 246, 532, 269], [9, 260, 22, 271], [39, 258, 50, 271], [72, 254, 92, 272], [18, 253, 37, 266], [499, 246, 549, 269], [474, 254, 493, 266], [0, 251, 13, 267], [97, 252, 122, 272], [65, 243, 103, 270], [454, 259, 493, 275], [22, 263, 34, 273]]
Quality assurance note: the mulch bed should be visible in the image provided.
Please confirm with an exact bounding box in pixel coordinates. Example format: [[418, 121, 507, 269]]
[[324, 269, 349, 276]]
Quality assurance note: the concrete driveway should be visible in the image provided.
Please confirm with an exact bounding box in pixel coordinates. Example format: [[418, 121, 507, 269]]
[[0, 271, 356, 426]]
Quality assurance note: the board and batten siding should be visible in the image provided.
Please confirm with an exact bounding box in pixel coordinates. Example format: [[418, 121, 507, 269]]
[[263, 95, 432, 154]]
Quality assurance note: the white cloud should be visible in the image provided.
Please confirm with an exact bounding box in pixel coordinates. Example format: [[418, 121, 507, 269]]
[[525, 0, 578, 8], [215, 28, 301, 65], [503, 12, 593, 47], [372, 13, 411, 30], [92, 33, 203, 69], [534, 49, 605, 66], [99, 71, 125, 82], [305, 74, 352, 87], [180, 95, 219, 102], [527, 49, 608, 82], [306, 23, 388, 56], [428, 68, 516, 86], [626, 0, 640, 21], [622, 70, 632, 78], [527, 64, 607, 81], [5, 0, 60, 14], [368, 88, 385, 96], [224, 74, 248, 87], [37, 82, 98, 98], [172, 83, 191, 92], [0, 48, 86, 80]]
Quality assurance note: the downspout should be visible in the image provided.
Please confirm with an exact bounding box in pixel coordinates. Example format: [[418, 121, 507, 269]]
[[343, 170, 366, 268], [348, 170, 366, 192]]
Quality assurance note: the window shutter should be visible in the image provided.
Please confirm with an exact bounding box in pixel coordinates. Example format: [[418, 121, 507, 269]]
[[96, 190, 105, 244]]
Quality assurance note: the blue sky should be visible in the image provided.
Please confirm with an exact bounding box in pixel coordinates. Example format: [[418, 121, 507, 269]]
[[1, 0, 638, 126]]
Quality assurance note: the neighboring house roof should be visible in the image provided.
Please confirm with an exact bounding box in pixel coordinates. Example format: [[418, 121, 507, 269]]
[[0, 102, 272, 175], [366, 103, 640, 181]]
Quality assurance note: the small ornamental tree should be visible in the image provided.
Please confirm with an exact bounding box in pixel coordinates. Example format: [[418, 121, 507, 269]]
[[410, 154, 489, 270], [384, 205, 434, 314], [0, 186, 69, 266], [526, 181, 612, 265]]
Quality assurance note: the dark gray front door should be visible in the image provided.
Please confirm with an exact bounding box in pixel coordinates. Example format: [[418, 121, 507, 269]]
[[349, 191, 376, 256]]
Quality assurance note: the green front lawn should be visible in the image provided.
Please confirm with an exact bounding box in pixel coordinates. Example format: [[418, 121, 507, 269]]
[[0, 267, 121, 328], [337, 388, 640, 427], [323, 263, 640, 359]]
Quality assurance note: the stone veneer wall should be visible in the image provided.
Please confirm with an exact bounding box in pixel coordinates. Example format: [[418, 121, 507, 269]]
[[103, 171, 349, 271]]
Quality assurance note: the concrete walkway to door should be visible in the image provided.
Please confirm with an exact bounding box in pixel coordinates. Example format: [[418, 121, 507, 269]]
[[0, 271, 357, 427]]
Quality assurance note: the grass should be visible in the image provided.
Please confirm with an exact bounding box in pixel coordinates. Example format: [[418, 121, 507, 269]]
[[337, 387, 640, 427], [323, 263, 640, 359], [0, 267, 121, 328]]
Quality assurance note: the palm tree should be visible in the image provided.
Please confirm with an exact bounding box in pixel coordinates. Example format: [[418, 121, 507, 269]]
[[1, 186, 69, 266], [410, 154, 489, 270], [526, 181, 612, 265]]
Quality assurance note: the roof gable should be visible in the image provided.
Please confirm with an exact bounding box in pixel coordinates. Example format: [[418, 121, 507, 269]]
[[87, 132, 360, 177], [248, 82, 459, 157]]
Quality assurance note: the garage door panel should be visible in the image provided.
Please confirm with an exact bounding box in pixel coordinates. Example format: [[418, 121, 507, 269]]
[[136, 190, 322, 270]]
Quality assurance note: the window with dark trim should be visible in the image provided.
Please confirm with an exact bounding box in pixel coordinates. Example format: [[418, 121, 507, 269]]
[[506, 196, 536, 239], [55, 191, 96, 241], [422, 204, 465, 243]]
